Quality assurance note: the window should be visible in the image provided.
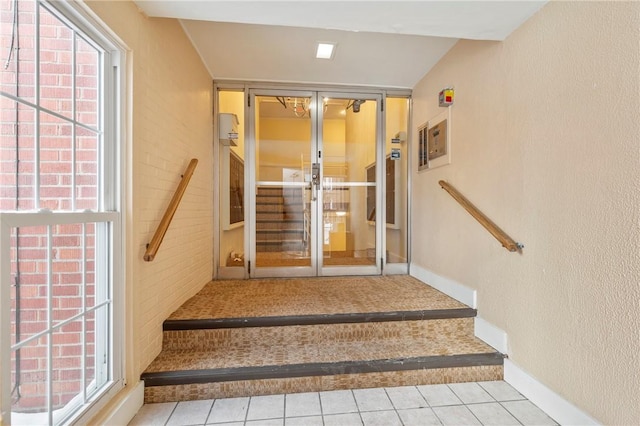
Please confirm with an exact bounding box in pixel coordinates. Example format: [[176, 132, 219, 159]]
[[0, 0, 123, 424]]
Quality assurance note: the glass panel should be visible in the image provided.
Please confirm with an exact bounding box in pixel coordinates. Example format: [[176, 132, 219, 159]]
[[84, 223, 96, 309], [39, 4, 73, 119], [11, 334, 49, 424], [254, 95, 312, 268], [84, 308, 96, 397], [218, 91, 245, 269], [75, 126, 99, 210], [40, 110, 72, 210], [0, 0, 37, 102], [86, 304, 108, 397], [75, 36, 99, 128], [1, 99, 37, 211], [11, 225, 49, 348], [385, 97, 409, 263], [322, 98, 377, 266], [51, 223, 84, 325], [52, 319, 83, 420]]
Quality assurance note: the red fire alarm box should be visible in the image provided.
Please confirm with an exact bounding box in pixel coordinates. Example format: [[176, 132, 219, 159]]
[[439, 88, 454, 107]]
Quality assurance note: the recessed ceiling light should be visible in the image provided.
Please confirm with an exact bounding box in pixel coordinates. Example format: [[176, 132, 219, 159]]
[[316, 42, 336, 59]]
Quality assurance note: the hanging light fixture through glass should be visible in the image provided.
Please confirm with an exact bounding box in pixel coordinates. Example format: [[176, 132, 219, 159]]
[[276, 96, 310, 118]]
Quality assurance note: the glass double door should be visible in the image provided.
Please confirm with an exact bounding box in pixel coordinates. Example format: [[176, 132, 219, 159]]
[[249, 90, 382, 277]]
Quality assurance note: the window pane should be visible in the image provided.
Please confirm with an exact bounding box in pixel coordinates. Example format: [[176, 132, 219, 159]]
[[11, 225, 49, 348], [85, 222, 96, 308], [75, 126, 99, 210], [0, 0, 37, 102], [84, 309, 96, 397], [52, 319, 83, 421], [39, 4, 73, 119], [1, 99, 37, 211], [75, 36, 99, 128], [11, 334, 48, 421], [51, 223, 83, 325], [86, 304, 109, 397], [40, 111, 72, 210]]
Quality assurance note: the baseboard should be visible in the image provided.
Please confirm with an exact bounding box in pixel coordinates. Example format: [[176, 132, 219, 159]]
[[409, 264, 476, 308], [101, 380, 145, 426], [474, 316, 509, 354], [504, 360, 600, 426]]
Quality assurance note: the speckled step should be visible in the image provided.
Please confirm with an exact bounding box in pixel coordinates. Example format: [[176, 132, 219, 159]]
[[140, 276, 504, 403]]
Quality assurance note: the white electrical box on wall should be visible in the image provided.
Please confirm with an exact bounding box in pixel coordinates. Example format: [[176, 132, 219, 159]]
[[219, 113, 239, 146]]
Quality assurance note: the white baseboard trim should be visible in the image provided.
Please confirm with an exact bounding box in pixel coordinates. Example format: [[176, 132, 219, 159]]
[[409, 264, 476, 308], [474, 316, 509, 354], [504, 359, 600, 426], [102, 380, 145, 426]]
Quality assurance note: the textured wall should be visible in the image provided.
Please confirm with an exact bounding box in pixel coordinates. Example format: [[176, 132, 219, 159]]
[[411, 2, 640, 424], [84, 0, 214, 416]]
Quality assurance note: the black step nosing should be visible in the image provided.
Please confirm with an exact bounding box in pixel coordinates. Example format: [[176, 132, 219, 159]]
[[141, 353, 503, 387], [163, 308, 477, 331]]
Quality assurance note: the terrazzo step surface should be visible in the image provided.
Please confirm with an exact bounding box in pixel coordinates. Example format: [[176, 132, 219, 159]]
[[141, 276, 504, 403]]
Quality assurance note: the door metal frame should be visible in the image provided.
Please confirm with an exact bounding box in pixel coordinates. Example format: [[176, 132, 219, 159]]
[[316, 91, 383, 277], [248, 89, 318, 278], [214, 82, 411, 279]]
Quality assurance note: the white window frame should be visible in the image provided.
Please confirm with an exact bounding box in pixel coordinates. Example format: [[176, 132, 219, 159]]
[[0, 0, 126, 424]]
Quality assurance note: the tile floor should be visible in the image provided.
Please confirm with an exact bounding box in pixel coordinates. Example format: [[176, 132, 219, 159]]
[[128, 381, 558, 426]]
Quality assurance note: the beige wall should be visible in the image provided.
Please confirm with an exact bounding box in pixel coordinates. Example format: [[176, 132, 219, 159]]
[[85, 1, 214, 421], [411, 2, 639, 424]]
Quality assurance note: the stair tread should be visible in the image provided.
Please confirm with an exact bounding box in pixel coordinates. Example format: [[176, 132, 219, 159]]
[[163, 308, 476, 330], [143, 333, 498, 375], [167, 276, 468, 321]]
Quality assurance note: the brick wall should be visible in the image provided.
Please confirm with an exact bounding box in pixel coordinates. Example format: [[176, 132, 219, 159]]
[[1, 0, 99, 412]]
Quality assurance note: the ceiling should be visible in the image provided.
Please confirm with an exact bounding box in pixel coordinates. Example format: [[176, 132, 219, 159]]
[[134, 1, 547, 89]]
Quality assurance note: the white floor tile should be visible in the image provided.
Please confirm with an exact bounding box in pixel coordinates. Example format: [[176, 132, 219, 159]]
[[284, 415, 324, 426], [207, 397, 250, 424], [397, 408, 443, 426], [417, 384, 463, 407], [132, 382, 560, 426], [385, 386, 429, 409], [247, 394, 285, 420], [360, 410, 403, 426], [166, 400, 213, 426], [447, 382, 495, 404], [502, 400, 558, 425], [320, 390, 359, 415], [352, 388, 394, 412], [246, 419, 283, 426], [285, 392, 322, 418], [128, 402, 176, 426], [323, 413, 363, 426], [205, 423, 243, 426], [478, 381, 525, 402], [432, 405, 482, 426], [467, 402, 521, 425]]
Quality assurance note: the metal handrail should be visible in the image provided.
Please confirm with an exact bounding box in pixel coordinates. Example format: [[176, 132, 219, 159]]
[[144, 159, 198, 261], [439, 180, 523, 252]]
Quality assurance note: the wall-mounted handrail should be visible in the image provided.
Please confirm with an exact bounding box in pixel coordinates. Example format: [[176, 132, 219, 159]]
[[144, 158, 198, 261], [439, 180, 523, 252]]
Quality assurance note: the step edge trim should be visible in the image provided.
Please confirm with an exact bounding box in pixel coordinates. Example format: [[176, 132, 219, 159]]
[[141, 353, 504, 387], [163, 308, 477, 330]]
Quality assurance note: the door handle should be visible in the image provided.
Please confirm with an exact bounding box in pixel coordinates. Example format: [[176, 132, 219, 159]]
[[311, 162, 320, 201]]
